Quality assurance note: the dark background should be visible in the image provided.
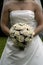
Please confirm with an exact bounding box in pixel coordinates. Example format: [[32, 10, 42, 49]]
[[0, 0, 43, 37], [0, 0, 5, 37], [41, 0, 43, 8]]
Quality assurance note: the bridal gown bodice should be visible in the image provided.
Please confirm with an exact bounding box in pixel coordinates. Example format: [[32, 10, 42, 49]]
[[1, 10, 43, 65], [10, 10, 37, 30]]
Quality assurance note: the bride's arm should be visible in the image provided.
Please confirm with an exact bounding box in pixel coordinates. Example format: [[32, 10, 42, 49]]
[[33, 3, 43, 37], [1, 4, 10, 36]]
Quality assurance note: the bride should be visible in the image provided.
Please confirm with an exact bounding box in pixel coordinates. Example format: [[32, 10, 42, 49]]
[[0, 0, 43, 65]]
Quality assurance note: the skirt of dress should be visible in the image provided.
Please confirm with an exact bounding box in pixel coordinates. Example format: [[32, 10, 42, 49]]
[[0, 35, 43, 65]]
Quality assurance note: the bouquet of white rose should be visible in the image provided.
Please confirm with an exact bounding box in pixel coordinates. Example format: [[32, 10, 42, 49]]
[[9, 23, 34, 50]]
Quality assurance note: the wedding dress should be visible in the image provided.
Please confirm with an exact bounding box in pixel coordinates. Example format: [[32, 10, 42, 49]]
[[0, 10, 43, 65]]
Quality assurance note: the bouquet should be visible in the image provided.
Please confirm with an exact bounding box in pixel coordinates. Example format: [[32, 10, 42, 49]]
[[9, 23, 34, 50]]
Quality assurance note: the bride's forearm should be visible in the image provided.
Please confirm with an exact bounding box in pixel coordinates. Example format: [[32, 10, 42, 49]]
[[1, 25, 10, 36], [33, 25, 43, 37]]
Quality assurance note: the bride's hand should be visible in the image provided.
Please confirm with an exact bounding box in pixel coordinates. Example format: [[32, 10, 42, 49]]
[[9, 30, 14, 38], [32, 32, 35, 37], [28, 32, 35, 41]]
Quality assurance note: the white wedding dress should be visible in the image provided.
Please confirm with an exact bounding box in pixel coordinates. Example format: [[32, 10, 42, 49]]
[[0, 10, 43, 65]]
